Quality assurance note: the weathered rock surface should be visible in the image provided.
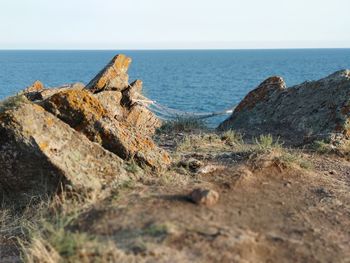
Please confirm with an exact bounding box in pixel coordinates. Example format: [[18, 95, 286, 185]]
[[190, 188, 220, 206], [41, 89, 170, 170], [219, 70, 350, 144], [0, 102, 129, 205], [85, 54, 131, 93], [22, 82, 85, 101], [0, 54, 171, 204], [22, 80, 45, 100], [94, 90, 124, 120], [96, 79, 161, 135]]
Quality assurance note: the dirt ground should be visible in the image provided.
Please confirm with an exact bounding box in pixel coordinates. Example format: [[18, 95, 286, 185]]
[[1, 132, 350, 263]]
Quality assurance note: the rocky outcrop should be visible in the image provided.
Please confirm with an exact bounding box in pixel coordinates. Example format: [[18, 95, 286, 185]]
[[85, 54, 131, 93], [0, 102, 129, 205], [41, 89, 170, 170], [219, 70, 350, 144], [0, 54, 170, 204], [95, 79, 161, 135]]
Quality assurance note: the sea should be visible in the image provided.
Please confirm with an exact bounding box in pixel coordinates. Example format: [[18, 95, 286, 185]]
[[1, 49, 350, 126]]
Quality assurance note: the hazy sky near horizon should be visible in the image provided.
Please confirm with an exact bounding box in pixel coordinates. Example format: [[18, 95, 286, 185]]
[[0, 0, 349, 49]]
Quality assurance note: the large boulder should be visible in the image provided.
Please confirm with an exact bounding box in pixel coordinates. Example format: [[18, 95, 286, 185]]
[[41, 89, 170, 170], [0, 101, 129, 205], [219, 70, 350, 144], [85, 54, 131, 93]]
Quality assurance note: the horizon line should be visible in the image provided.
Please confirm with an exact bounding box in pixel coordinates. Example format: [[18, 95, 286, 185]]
[[1, 47, 350, 51]]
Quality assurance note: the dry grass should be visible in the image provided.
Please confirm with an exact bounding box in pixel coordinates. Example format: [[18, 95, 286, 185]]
[[254, 134, 283, 151], [0, 94, 28, 114], [176, 133, 225, 152], [312, 140, 334, 154], [220, 130, 244, 145], [157, 117, 207, 133], [0, 189, 141, 263]]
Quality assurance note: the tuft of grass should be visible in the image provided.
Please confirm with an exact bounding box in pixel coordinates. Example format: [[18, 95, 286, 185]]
[[44, 224, 94, 258], [221, 130, 244, 145], [176, 135, 193, 152], [143, 223, 168, 237], [312, 140, 333, 154], [157, 117, 207, 133], [176, 133, 223, 152], [120, 179, 136, 189], [277, 151, 314, 170], [0, 94, 28, 114], [254, 134, 283, 151], [125, 158, 140, 174]]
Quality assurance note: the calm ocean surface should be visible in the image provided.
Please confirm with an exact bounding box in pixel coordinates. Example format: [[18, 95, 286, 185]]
[[1, 49, 350, 125]]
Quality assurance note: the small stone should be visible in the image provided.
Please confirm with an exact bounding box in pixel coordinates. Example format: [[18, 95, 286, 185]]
[[190, 188, 219, 206], [329, 170, 337, 175], [198, 165, 220, 174], [188, 158, 203, 172], [284, 181, 292, 188], [179, 158, 203, 172]]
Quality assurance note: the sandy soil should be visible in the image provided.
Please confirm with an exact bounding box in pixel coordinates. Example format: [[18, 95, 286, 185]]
[[1, 132, 350, 263]]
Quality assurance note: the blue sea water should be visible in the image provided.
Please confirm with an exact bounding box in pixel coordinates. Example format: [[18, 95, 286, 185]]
[[1, 49, 350, 126]]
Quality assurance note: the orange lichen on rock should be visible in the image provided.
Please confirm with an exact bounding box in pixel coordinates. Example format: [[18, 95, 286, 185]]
[[85, 54, 131, 93], [27, 80, 44, 92], [219, 70, 350, 144], [45, 117, 55, 127], [38, 141, 49, 151], [235, 76, 286, 113], [41, 88, 170, 170], [42, 89, 107, 128]]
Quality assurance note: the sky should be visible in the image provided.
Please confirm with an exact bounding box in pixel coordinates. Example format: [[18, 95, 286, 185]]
[[0, 0, 349, 49]]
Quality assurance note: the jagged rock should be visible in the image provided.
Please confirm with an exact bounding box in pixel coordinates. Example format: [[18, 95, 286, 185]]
[[0, 102, 129, 205], [85, 54, 131, 93], [22, 80, 45, 100], [93, 79, 161, 136], [24, 80, 44, 93], [125, 104, 161, 136], [94, 91, 124, 120], [41, 89, 170, 170], [121, 80, 143, 107], [39, 83, 85, 100], [122, 80, 161, 135], [219, 70, 350, 144], [22, 82, 85, 101]]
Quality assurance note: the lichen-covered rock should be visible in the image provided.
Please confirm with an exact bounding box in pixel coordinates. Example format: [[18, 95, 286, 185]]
[[122, 80, 161, 135], [22, 82, 85, 101], [39, 83, 85, 100], [93, 79, 161, 136], [22, 80, 45, 100], [219, 70, 350, 144], [0, 102, 129, 205], [41, 89, 170, 170], [85, 54, 131, 93], [94, 90, 124, 120]]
